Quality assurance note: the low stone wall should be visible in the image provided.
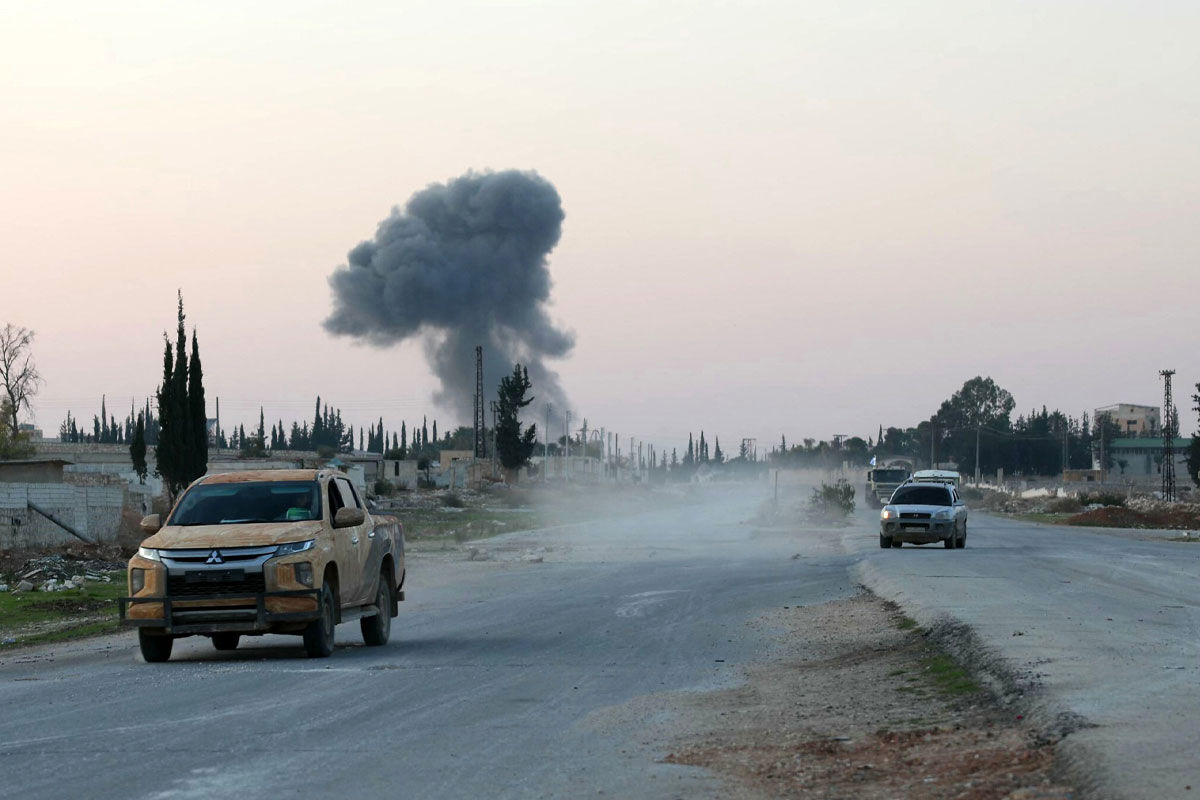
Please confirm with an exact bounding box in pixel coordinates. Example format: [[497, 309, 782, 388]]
[[0, 483, 126, 548]]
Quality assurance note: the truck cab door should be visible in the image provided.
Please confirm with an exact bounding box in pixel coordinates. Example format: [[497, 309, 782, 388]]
[[335, 477, 377, 606], [326, 479, 363, 609]]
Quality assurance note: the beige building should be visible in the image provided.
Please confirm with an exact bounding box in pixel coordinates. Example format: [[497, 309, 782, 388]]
[[1094, 404, 1160, 437]]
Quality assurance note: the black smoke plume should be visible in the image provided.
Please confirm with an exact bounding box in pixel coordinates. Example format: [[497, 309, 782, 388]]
[[323, 169, 573, 422]]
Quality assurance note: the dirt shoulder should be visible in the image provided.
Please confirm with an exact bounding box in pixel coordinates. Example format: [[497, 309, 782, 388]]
[[661, 594, 1075, 799]]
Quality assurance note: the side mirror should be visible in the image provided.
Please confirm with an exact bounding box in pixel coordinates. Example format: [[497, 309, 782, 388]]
[[140, 514, 162, 534], [333, 507, 366, 529]]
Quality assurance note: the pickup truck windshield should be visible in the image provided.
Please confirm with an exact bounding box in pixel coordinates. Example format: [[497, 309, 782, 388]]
[[891, 486, 952, 506], [169, 481, 322, 526]]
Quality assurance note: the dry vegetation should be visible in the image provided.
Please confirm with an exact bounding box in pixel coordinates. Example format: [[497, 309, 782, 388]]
[[661, 594, 1075, 800]]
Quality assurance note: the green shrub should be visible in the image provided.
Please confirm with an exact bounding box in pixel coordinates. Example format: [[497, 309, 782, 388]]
[[810, 479, 855, 516], [443, 492, 465, 508], [1045, 495, 1082, 513], [1078, 491, 1125, 507], [373, 478, 396, 497]]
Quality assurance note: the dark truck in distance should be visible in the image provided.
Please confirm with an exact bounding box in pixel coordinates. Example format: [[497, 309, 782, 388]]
[[864, 459, 913, 507], [120, 469, 405, 662]]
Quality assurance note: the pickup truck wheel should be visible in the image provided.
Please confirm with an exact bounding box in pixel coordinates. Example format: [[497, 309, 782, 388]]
[[957, 523, 967, 548], [138, 629, 173, 663], [361, 572, 392, 646], [211, 633, 240, 651], [879, 533, 892, 549], [891, 539, 903, 548], [943, 535, 956, 549], [303, 583, 337, 658]]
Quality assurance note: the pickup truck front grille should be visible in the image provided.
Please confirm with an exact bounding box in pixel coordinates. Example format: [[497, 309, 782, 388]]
[[167, 573, 266, 598], [899, 512, 932, 519]]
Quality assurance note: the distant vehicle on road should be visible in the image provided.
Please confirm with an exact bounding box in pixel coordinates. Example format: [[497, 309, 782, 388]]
[[865, 459, 913, 507], [879, 482, 968, 549], [119, 469, 405, 662], [910, 469, 962, 487]]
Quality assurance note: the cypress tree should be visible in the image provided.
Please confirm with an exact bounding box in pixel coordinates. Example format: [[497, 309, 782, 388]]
[[188, 329, 207, 480], [154, 335, 177, 495], [130, 412, 147, 484]]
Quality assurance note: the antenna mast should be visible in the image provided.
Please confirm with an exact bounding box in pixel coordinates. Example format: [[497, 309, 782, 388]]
[[1161, 369, 1176, 501]]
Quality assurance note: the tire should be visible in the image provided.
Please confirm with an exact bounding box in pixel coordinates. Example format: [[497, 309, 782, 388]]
[[361, 571, 392, 646], [212, 633, 240, 651], [891, 539, 903, 548], [957, 523, 967, 549], [138, 629, 173, 663], [943, 534, 956, 549], [880, 533, 892, 549], [303, 583, 337, 658]]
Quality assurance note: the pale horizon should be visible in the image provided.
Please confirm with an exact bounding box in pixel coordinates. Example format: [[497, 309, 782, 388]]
[[4, 1, 1197, 454]]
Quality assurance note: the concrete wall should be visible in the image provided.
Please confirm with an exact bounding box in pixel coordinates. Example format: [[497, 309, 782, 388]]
[[0, 462, 66, 483], [380, 460, 419, 489], [0, 483, 125, 548]]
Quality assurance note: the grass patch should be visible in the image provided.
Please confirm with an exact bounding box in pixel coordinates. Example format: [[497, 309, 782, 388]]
[[18, 619, 121, 647], [397, 507, 541, 542], [887, 668, 907, 676], [895, 615, 919, 631], [0, 572, 125, 648], [920, 653, 979, 696]]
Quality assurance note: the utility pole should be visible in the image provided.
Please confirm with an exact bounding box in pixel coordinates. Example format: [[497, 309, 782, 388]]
[[1062, 420, 1069, 476], [929, 416, 937, 469], [1161, 369, 1177, 501], [974, 424, 981, 486], [563, 410, 571, 482], [544, 403, 551, 482], [489, 400, 498, 479], [473, 346, 485, 459]]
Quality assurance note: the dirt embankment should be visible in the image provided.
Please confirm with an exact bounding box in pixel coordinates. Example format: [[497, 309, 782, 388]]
[[1063, 503, 1200, 530], [661, 594, 1075, 799]]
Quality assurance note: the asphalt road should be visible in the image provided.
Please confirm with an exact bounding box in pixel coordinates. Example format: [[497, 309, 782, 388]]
[[850, 506, 1200, 800], [3, 487, 1197, 799], [0, 488, 856, 800]]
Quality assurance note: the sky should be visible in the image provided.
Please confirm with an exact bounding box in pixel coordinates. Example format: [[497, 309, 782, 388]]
[[2, 0, 1198, 454]]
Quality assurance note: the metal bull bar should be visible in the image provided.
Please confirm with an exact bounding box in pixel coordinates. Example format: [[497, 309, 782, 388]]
[[118, 588, 321, 635]]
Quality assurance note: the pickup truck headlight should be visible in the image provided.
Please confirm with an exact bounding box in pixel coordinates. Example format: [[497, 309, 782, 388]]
[[130, 568, 146, 594], [881, 508, 894, 520], [137, 547, 162, 562], [934, 509, 951, 519], [275, 539, 315, 556]]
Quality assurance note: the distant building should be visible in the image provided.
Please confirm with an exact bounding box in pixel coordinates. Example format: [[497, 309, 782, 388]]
[[1097, 437, 1192, 483], [438, 449, 474, 466], [16, 423, 44, 442], [1094, 404, 1160, 437]]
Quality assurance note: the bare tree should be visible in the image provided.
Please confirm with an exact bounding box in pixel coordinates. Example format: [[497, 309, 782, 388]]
[[0, 323, 43, 432]]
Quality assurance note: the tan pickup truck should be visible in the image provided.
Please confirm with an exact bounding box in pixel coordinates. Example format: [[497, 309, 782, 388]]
[[120, 469, 404, 662]]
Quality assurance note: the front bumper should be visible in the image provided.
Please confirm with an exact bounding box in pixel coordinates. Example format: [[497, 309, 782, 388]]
[[118, 589, 320, 635], [880, 519, 955, 543]]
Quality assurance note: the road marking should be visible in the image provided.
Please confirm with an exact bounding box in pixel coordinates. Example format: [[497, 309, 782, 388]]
[[616, 590, 686, 617]]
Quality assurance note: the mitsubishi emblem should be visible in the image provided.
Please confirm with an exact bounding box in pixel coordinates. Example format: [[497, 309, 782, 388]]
[[205, 550, 224, 565]]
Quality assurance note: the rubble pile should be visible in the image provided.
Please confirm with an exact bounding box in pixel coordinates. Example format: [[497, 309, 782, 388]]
[[3, 552, 123, 594]]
